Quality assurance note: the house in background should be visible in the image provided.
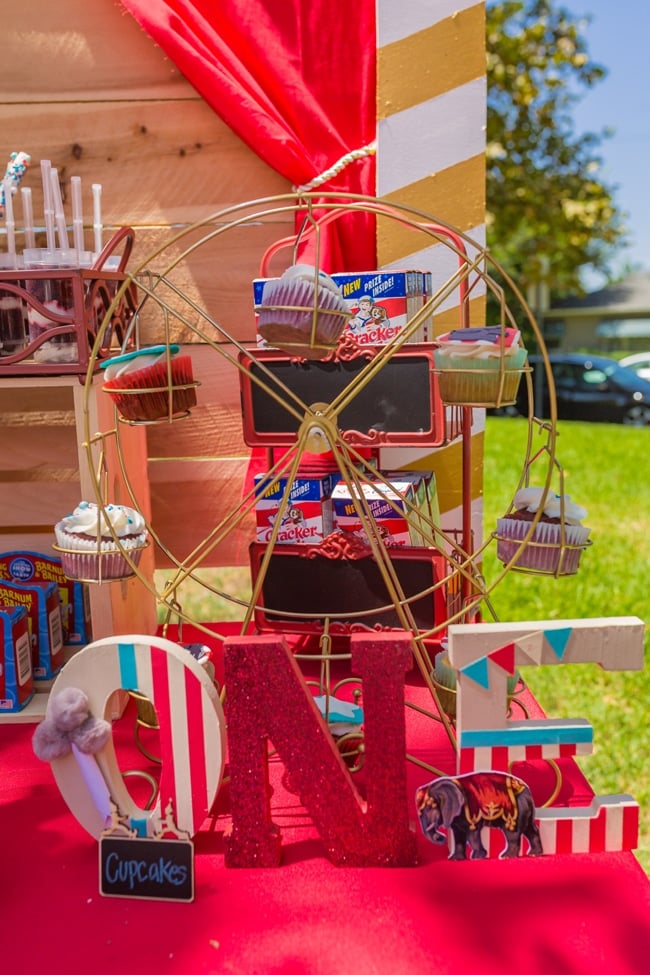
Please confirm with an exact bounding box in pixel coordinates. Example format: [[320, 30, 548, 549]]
[[543, 270, 650, 353]]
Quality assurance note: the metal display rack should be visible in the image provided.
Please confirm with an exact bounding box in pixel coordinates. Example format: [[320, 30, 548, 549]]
[[76, 193, 576, 775]]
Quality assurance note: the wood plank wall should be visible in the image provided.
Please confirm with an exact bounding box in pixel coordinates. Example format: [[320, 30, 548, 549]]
[[1, 0, 293, 569]]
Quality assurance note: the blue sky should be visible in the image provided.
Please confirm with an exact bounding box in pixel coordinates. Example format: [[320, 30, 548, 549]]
[[561, 1, 650, 283]]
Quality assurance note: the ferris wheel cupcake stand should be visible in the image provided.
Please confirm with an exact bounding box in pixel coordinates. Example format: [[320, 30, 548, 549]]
[[30, 194, 644, 871]]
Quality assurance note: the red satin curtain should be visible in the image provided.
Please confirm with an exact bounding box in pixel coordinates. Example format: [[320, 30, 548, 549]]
[[120, 0, 377, 271]]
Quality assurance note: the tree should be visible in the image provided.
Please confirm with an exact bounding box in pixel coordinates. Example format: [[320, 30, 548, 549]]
[[486, 0, 628, 299]]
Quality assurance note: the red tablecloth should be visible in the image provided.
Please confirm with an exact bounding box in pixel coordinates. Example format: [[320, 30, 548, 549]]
[[2, 624, 648, 974]]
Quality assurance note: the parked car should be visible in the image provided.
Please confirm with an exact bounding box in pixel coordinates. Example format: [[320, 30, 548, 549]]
[[619, 352, 650, 383], [502, 353, 650, 425]]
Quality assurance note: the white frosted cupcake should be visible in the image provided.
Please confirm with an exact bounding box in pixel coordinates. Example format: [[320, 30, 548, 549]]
[[256, 264, 350, 359], [434, 326, 528, 406], [496, 487, 591, 575], [54, 501, 148, 582]]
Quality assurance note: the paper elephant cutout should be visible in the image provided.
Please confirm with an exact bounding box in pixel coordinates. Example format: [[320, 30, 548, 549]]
[[416, 770, 543, 860]]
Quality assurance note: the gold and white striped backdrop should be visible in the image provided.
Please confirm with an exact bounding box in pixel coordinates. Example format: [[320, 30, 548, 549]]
[[376, 0, 487, 557]]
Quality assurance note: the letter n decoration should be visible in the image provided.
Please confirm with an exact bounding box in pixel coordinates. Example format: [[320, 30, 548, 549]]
[[223, 632, 418, 867]]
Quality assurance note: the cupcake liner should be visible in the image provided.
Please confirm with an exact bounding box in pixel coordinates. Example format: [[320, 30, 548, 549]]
[[495, 517, 591, 575], [58, 548, 145, 583], [54, 524, 148, 581], [103, 356, 197, 421], [434, 348, 527, 406], [433, 652, 457, 689], [257, 278, 350, 358]]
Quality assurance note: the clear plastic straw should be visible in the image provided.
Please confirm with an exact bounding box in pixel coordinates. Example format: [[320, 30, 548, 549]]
[[92, 183, 103, 256], [70, 176, 85, 254], [40, 159, 56, 250], [50, 167, 69, 250], [21, 187, 36, 248], [2, 178, 16, 256]]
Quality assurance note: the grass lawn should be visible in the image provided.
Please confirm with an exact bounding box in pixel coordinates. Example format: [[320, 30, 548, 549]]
[[483, 417, 650, 874], [156, 417, 649, 873]]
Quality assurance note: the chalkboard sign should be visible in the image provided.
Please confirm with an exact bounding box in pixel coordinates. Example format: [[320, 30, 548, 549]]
[[239, 345, 446, 448], [100, 836, 194, 902], [249, 542, 447, 635]]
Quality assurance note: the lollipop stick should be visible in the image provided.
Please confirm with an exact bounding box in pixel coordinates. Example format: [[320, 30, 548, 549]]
[[21, 187, 36, 248], [41, 159, 56, 250], [2, 178, 16, 256], [92, 183, 103, 256], [50, 167, 69, 250], [71, 175, 85, 254]]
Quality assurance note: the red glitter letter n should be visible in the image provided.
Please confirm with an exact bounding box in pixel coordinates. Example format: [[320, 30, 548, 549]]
[[223, 633, 418, 867]]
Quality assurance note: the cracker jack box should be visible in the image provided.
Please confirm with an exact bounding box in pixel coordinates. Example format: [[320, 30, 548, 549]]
[[332, 270, 428, 346], [0, 603, 34, 711], [390, 470, 441, 545], [0, 551, 91, 646], [0, 579, 64, 681], [254, 472, 338, 544], [331, 473, 431, 547], [252, 270, 430, 349]]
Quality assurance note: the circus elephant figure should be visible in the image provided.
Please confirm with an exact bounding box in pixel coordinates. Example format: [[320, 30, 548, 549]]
[[416, 771, 543, 860]]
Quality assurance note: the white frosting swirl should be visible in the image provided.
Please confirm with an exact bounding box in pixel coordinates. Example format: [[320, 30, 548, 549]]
[[513, 487, 587, 525], [280, 264, 343, 298], [102, 351, 168, 380], [435, 342, 522, 360], [58, 501, 147, 537]]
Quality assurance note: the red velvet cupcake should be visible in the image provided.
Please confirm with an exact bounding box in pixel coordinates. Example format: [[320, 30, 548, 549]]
[[496, 487, 591, 575], [100, 344, 198, 422], [53, 501, 149, 582]]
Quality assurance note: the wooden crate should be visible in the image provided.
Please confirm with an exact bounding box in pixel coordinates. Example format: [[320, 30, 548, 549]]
[[0, 375, 157, 639], [1, 0, 292, 575]]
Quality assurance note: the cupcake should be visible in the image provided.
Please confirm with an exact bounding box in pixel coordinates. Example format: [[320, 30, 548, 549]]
[[495, 487, 591, 575], [432, 651, 521, 720], [256, 264, 350, 359], [434, 325, 528, 406], [100, 344, 197, 422], [53, 501, 149, 582]]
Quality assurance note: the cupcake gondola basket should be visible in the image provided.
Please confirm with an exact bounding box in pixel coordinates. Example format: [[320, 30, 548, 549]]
[[493, 439, 592, 578], [52, 450, 150, 584]]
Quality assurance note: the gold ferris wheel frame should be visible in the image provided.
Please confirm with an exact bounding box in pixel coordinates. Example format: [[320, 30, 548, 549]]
[[79, 192, 564, 760]]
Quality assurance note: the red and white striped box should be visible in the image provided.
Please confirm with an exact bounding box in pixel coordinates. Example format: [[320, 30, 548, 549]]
[[0, 603, 34, 711]]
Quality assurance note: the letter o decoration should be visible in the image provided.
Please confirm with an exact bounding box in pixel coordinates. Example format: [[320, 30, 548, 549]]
[[47, 634, 226, 839]]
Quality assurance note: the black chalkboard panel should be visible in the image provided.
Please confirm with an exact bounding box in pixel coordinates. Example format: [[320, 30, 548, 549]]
[[249, 542, 447, 634], [239, 345, 446, 448], [100, 836, 194, 902]]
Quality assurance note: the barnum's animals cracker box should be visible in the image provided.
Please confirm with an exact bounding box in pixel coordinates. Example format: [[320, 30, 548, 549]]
[[254, 472, 337, 544], [0, 551, 91, 645], [0, 579, 64, 681], [0, 603, 34, 711]]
